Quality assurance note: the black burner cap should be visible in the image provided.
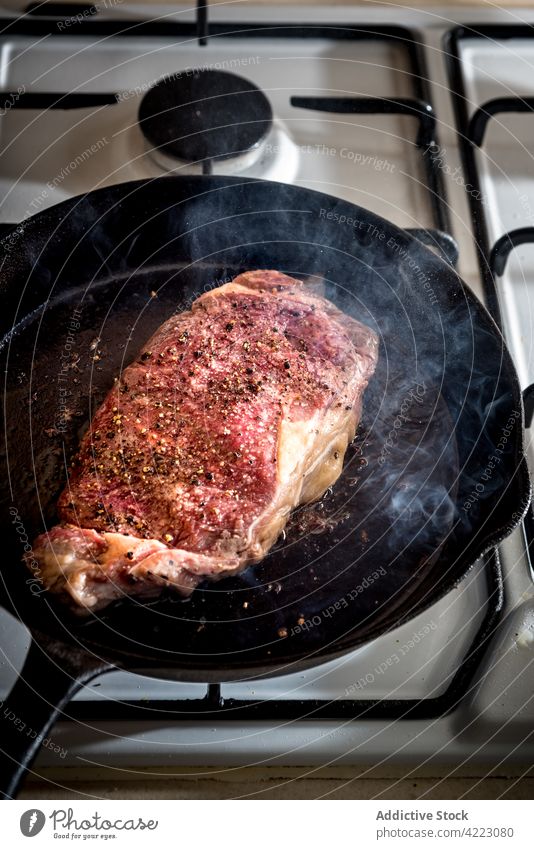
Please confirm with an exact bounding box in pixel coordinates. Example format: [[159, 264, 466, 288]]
[[138, 69, 273, 164]]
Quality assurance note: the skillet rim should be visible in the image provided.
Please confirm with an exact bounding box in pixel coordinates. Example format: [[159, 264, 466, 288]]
[[0, 174, 530, 681]]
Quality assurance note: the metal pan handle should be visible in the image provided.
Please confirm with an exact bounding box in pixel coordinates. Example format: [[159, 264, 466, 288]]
[[0, 633, 111, 799]]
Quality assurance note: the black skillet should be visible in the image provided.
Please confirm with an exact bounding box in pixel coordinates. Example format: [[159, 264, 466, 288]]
[[0, 175, 530, 798]]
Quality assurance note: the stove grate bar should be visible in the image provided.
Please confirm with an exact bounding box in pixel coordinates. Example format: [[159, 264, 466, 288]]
[[446, 24, 534, 572], [290, 95, 450, 235], [445, 27, 504, 327], [61, 552, 502, 723], [197, 0, 209, 47], [488, 227, 534, 278], [444, 24, 534, 330], [291, 96, 436, 148], [468, 97, 534, 147], [0, 20, 445, 41], [0, 92, 118, 110]]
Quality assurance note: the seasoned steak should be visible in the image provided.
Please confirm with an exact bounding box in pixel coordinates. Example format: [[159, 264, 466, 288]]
[[28, 270, 378, 611]]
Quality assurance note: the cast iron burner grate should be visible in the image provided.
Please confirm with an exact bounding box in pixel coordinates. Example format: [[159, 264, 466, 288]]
[[445, 24, 534, 333], [0, 11, 501, 723], [446, 24, 534, 568], [0, 19, 458, 261]]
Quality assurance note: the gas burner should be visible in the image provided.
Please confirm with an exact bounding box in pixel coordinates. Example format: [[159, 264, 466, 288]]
[[138, 69, 273, 173]]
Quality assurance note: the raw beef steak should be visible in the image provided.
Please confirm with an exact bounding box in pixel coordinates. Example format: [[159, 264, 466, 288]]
[[28, 270, 379, 611]]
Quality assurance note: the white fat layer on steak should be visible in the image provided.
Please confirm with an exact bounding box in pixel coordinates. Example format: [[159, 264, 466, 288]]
[[33, 531, 221, 609], [245, 413, 356, 562]]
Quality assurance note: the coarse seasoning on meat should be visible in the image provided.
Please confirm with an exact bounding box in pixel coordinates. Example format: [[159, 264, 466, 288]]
[[28, 270, 379, 611]]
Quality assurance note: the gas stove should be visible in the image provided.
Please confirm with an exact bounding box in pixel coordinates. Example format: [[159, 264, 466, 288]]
[[1, 2, 534, 779]]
